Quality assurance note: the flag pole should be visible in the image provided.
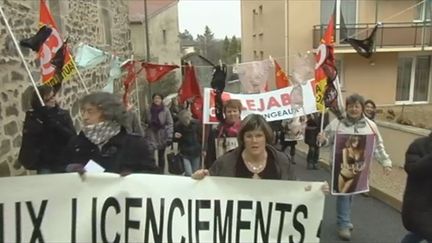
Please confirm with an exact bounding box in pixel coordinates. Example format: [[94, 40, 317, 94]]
[[284, 0, 289, 72], [69, 53, 89, 94], [0, 6, 45, 106]]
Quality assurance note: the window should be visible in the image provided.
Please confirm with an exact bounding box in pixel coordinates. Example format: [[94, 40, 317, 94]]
[[321, 0, 357, 40], [259, 5, 263, 15], [98, 0, 112, 45], [260, 51, 264, 60], [162, 29, 167, 44], [415, 0, 431, 21], [396, 55, 431, 103], [253, 50, 257, 60]]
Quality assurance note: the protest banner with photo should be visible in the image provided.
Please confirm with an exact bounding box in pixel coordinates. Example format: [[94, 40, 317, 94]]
[[203, 80, 317, 124], [0, 173, 325, 243], [331, 134, 376, 195]]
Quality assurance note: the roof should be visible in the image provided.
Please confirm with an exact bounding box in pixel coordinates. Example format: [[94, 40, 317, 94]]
[[129, 0, 178, 22]]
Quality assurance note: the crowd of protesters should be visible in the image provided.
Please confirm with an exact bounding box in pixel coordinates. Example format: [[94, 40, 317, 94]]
[[15, 83, 432, 242]]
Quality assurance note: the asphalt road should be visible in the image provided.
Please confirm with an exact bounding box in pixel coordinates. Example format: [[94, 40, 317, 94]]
[[292, 152, 408, 243]]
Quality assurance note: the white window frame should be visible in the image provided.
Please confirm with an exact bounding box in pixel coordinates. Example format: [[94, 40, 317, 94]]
[[414, 0, 431, 22], [395, 53, 431, 105]]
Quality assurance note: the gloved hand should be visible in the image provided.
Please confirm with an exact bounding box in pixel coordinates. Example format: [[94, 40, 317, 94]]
[[211, 64, 227, 92], [65, 163, 86, 175]]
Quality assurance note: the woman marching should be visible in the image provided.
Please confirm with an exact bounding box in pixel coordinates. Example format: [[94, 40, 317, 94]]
[[145, 93, 174, 173], [63, 92, 157, 175], [317, 93, 392, 241], [18, 85, 76, 174]]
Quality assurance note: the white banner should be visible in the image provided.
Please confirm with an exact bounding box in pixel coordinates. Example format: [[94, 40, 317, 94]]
[[0, 173, 325, 243], [203, 80, 317, 124]]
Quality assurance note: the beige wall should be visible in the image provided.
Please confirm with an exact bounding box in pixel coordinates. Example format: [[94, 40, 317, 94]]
[[130, 3, 181, 66], [287, 1, 320, 74], [377, 121, 429, 167], [377, 0, 418, 23], [341, 52, 398, 105]]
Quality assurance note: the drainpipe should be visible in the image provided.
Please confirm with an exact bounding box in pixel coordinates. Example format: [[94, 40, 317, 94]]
[[144, 0, 152, 101]]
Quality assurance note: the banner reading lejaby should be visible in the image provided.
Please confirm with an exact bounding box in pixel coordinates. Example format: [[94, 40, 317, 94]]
[[0, 173, 325, 242], [203, 80, 317, 124]]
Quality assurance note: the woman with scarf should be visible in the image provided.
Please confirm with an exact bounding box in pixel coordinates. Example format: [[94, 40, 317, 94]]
[[63, 92, 156, 175], [145, 93, 174, 173], [18, 85, 76, 174], [318, 93, 392, 241], [204, 99, 242, 168]]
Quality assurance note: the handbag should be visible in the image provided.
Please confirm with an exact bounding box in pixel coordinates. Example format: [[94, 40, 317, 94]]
[[167, 152, 184, 175]]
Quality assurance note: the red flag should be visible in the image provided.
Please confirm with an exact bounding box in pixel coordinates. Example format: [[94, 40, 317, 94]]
[[121, 60, 137, 105], [38, 0, 75, 87], [274, 60, 290, 89], [178, 65, 203, 120], [142, 62, 179, 83]]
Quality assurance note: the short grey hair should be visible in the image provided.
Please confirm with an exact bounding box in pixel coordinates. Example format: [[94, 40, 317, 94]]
[[80, 92, 126, 125]]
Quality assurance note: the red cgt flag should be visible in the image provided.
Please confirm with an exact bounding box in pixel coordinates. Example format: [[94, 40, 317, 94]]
[[178, 65, 203, 120], [274, 60, 290, 89], [39, 0, 75, 87], [142, 62, 179, 83]]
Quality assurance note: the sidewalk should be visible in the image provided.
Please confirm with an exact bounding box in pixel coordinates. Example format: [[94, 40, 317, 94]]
[[296, 142, 406, 211]]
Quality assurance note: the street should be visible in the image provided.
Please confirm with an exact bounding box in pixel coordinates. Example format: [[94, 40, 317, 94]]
[[292, 153, 408, 243]]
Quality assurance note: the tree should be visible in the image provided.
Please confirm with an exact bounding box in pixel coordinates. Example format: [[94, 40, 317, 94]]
[[222, 36, 230, 62], [178, 29, 194, 41], [228, 35, 240, 63], [196, 25, 215, 58]]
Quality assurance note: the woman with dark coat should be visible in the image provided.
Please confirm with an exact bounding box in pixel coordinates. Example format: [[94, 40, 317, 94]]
[[174, 110, 202, 176], [401, 132, 432, 242], [63, 92, 157, 174], [18, 85, 76, 174]]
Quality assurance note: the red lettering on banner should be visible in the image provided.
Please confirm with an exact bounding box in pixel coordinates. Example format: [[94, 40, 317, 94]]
[[258, 99, 265, 111], [281, 93, 291, 106], [246, 99, 256, 111], [267, 97, 281, 109]]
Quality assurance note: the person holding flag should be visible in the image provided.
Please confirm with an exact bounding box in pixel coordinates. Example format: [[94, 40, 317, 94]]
[[317, 94, 392, 241], [18, 85, 76, 174]]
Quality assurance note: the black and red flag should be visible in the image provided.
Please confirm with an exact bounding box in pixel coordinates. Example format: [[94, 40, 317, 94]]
[[20, 0, 75, 89]]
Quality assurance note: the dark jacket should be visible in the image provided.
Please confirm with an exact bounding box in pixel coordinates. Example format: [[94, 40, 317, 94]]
[[63, 128, 157, 174], [18, 106, 76, 172], [209, 145, 296, 180], [402, 132, 432, 240], [174, 120, 202, 157], [304, 112, 329, 146]]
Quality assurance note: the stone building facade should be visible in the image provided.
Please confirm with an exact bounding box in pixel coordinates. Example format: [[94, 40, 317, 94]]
[[0, 0, 133, 176]]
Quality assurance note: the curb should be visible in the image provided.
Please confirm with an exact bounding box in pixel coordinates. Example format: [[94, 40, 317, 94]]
[[296, 147, 402, 212]]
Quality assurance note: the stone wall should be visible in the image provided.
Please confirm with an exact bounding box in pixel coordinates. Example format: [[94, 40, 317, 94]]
[[0, 0, 133, 176]]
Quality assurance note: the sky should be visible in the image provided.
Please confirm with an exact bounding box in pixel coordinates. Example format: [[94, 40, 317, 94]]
[[178, 0, 241, 40]]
